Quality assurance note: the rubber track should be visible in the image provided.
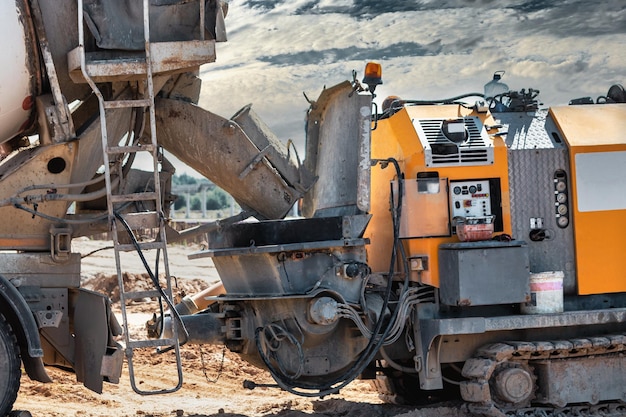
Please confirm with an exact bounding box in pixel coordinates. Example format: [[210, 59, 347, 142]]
[[460, 334, 626, 417]]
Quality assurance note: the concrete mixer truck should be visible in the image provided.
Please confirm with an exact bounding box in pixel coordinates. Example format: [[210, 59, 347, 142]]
[[1, 2, 626, 417]]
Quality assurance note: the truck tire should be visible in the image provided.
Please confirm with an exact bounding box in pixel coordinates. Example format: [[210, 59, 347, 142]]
[[0, 313, 20, 417]]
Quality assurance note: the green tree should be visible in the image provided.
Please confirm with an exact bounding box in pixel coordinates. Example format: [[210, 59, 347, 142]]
[[190, 196, 203, 211], [173, 173, 198, 186], [206, 188, 229, 210]]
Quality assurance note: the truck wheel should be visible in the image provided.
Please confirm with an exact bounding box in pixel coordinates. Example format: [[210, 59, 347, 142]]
[[0, 313, 20, 417]]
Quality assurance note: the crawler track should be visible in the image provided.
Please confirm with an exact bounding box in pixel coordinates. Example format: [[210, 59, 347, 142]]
[[461, 334, 626, 417]]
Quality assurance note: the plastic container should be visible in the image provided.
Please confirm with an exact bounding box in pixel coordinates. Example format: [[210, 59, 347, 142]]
[[521, 271, 564, 314], [455, 216, 494, 242], [483, 70, 509, 99]]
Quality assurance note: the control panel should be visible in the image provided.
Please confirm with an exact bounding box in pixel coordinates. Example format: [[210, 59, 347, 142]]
[[450, 179, 492, 218]]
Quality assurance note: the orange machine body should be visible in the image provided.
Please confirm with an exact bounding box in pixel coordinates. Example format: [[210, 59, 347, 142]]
[[551, 104, 626, 294], [366, 104, 512, 287]]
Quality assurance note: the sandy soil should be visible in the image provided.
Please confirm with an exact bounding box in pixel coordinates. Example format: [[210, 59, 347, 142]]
[[12, 238, 469, 417]]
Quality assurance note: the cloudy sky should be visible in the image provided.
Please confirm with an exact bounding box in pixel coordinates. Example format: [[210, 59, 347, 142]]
[[175, 0, 625, 176]]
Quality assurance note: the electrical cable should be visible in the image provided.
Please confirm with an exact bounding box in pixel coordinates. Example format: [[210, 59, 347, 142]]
[[113, 211, 189, 348], [12, 203, 111, 224], [337, 288, 434, 345], [11, 196, 131, 225], [257, 323, 304, 380], [402, 92, 485, 106], [80, 245, 115, 259], [380, 345, 417, 374], [1, 177, 121, 209]]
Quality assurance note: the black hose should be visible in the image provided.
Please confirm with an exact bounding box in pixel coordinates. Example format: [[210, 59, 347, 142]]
[[403, 92, 485, 105], [113, 211, 189, 347]]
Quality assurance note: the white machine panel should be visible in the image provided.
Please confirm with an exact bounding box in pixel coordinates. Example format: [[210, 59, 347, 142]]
[[575, 151, 626, 212], [450, 179, 492, 218]]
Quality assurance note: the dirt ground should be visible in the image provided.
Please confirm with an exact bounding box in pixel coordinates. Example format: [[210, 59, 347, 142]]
[[13, 238, 469, 417]]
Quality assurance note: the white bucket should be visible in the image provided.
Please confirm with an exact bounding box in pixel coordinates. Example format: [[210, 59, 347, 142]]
[[521, 271, 564, 314]]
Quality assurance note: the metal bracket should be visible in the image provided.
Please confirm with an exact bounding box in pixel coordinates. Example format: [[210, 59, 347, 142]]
[[35, 310, 63, 328], [239, 145, 271, 179], [413, 355, 423, 372], [50, 226, 72, 262], [101, 343, 124, 384], [412, 304, 443, 390], [371, 102, 378, 131]]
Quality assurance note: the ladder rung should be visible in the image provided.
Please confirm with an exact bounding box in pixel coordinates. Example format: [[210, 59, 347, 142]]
[[107, 144, 155, 154], [117, 241, 167, 252], [104, 99, 151, 109], [110, 192, 158, 203], [127, 338, 178, 350], [122, 290, 164, 300]]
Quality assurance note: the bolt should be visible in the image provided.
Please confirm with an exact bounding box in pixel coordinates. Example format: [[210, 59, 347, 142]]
[[224, 122, 236, 135]]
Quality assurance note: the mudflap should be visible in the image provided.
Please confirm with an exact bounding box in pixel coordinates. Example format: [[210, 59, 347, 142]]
[[73, 289, 123, 393]]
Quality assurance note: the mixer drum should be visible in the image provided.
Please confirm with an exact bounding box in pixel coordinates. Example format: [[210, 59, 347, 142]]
[[0, 1, 39, 145]]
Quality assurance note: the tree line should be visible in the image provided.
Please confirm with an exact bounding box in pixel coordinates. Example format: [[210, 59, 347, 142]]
[[172, 173, 232, 211]]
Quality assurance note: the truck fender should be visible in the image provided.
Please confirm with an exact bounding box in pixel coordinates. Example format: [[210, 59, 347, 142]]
[[0, 274, 52, 383]]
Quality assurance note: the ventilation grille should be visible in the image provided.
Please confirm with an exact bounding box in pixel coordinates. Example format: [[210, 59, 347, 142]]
[[413, 117, 494, 167]]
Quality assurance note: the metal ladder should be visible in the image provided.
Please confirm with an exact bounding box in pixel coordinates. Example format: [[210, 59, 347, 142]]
[[77, 0, 185, 395]]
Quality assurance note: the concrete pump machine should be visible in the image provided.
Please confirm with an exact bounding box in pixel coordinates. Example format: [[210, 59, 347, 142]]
[[1, 1, 626, 416]]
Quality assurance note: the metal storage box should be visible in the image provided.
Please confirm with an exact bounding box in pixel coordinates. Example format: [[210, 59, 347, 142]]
[[438, 240, 530, 306]]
